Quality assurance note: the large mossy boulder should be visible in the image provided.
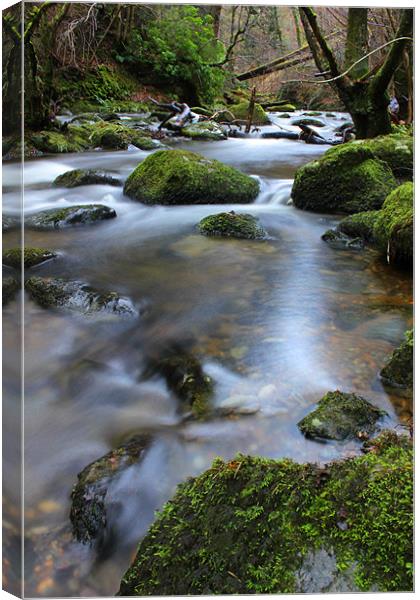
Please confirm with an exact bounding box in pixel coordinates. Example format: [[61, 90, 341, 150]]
[[230, 101, 271, 125], [25, 277, 137, 317], [292, 144, 397, 214], [373, 182, 413, 266], [198, 211, 267, 239], [3, 247, 56, 269], [354, 134, 413, 180], [119, 432, 412, 594], [25, 205, 116, 229], [181, 121, 227, 141], [53, 169, 121, 188], [123, 150, 260, 205], [71, 435, 150, 544], [380, 330, 413, 388], [298, 391, 385, 441]]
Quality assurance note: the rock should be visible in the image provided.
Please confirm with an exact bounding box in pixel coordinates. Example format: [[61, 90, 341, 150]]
[[335, 210, 378, 243], [277, 113, 291, 118], [321, 229, 364, 250], [261, 131, 299, 140], [373, 182, 413, 266], [325, 113, 336, 118], [86, 122, 159, 151], [181, 121, 227, 141], [144, 345, 214, 417], [25, 205, 116, 229], [2, 277, 19, 306], [53, 169, 122, 188], [70, 435, 150, 544], [123, 150, 260, 205], [275, 104, 296, 112], [291, 143, 397, 214], [3, 247, 57, 269], [380, 329, 413, 388], [118, 433, 412, 594], [303, 111, 323, 116], [2, 215, 19, 232], [25, 277, 137, 316], [129, 133, 162, 151], [298, 390, 386, 441], [3, 139, 44, 161], [291, 118, 325, 128], [353, 134, 413, 180], [29, 129, 90, 154], [230, 101, 271, 124], [198, 211, 267, 240]]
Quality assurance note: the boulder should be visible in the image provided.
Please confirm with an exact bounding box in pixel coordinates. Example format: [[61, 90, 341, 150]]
[[3, 247, 57, 269], [230, 101, 271, 124], [118, 432, 412, 594], [291, 118, 325, 128], [198, 211, 267, 239], [275, 104, 296, 112], [71, 435, 150, 544], [321, 229, 364, 250], [25, 205, 116, 229], [2, 277, 19, 306], [25, 277, 137, 316], [303, 111, 323, 116], [292, 143, 397, 214], [380, 329, 413, 388], [353, 134, 413, 180], [86, 122, 160, 151], [123, 150, 260, 205], [181, 121, 227, 141], [53, 169, 122, 188], [297, 390, 385, 441], [29, 129, 90, 153], [335, 210, 378, 243]]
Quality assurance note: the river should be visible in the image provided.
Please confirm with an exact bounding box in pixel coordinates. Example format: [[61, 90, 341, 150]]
[[2, 111, 413, 596]]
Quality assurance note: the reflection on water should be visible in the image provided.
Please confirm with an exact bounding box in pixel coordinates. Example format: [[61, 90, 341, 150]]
[[2, 112, 412, 596]]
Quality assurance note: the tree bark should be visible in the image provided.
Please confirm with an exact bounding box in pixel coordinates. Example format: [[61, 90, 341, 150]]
[[344, 9, 368, 79]]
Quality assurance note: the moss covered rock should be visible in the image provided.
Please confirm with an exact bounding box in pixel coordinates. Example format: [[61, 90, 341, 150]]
[[30, 129, 90, 154], [3, 139, 44, 161], [336, 210, 378, 242], [198, 211, 267, 239], [124, 150, 260, 205], [380, 330, 413, 388], [292, 117, 325, 128], [70, 435, 150, 544], [25, 277, 137, 316], [354, 134, 413, 180], [181, 121, 227, 141], [3, 248, 57, 269], [230, 101, 271, 125], [53, 169, 121, 188], [304, 111, 323, 116], [25, 205, 116, 230], [275, 104, 296, 112], [292, 144, 397, 214], [298, 391, 385, 441], [119, 432, 412, 594], [373, 182, 413, 266], [2, 277, 19, 306]]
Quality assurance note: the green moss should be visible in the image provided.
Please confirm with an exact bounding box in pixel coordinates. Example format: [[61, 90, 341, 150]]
[[230, 101, 271, 125], [119, 433, 412, 594], [298, 391, 386, 441], [292, 143, 397, 214], [275, 104, 296, 112], [53, 169, 121, 188], [198, 211, 266, 239], [304, 111, 323, 116], [354, 134, 413, 180], [123, 150, 260, 205], [25, 205, 117, 229], [337, 211, 378, 242], [3, 247, 56, 269], [291, 117, 325, 128], [181, 121, 227, 141], [30, 130, 90, 154], [373, 182, 413, 265], [79, 122, 157, 151], [380, 329, 413, 388]]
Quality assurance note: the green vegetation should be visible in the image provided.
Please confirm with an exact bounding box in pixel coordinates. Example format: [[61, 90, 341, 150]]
[[337, 211, 378, 242], [198, 211, 267, 239], [53, 169, 121, 188], [380, 329, 413, 388], [354, 134, 413, 179], [3, 248, 56, 269], [123, 150, 260, 205], [181, 121, 227, 141], [230, 101, 271, 124], [119, 432, 413, 594]]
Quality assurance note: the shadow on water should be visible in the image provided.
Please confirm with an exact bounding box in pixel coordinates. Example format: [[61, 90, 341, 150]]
[[2, 112, 412, 596]]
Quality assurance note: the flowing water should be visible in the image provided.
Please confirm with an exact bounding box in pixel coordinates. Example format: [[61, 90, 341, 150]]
[[2, 111, 413, 596]]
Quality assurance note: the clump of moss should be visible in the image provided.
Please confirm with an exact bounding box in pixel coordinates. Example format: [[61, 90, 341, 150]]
[[29, 130, 90, 154], [181, 121, 227, 141], [230, 101, 271, 125], [25, 205, 116, 230], [337, 210, 378, 242], [373, 182, 413, 266], [53, 169, 121, 188], [3, 247, 56, 269], [291, 117, 325, 128], [304, 111, 323, 116], [380, 329, 413, 388], [292, 143, 397, 214], [119, 433, 412, 594], [2, 277, 19, 306], [354, 134, 413, 180], [198, 211, 267, 240], [275, 104, 296, 112], [123, 150, 260, 205], [298, 390, 386, 441]]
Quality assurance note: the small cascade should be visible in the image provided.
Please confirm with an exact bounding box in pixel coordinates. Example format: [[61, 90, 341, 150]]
[[254, 178, 294, 205]]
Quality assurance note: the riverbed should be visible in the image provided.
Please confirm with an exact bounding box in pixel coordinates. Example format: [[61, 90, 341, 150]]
[[2, 111, 413, 596]]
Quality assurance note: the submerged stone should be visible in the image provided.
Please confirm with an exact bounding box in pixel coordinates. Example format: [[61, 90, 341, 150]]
[[3, 247, 57, 269], [25, 277, 137, 316], [118, 433, 412, 594], [291, 143, 397, 214], [298, 390, 385, 441], [181, 121, 227, 141], [321, 229, 364, 250], [123, 150, 260, 205], [70, 435, 150, 544], [198, 211, 267, 239], [53, 169, 122, 188], [2, 277, 19, 306], [380, 329, 413, 388], [25, 205, 116, 229]]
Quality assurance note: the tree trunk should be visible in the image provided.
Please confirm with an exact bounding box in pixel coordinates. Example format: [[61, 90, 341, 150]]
[[344, 8, 368, 79]]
